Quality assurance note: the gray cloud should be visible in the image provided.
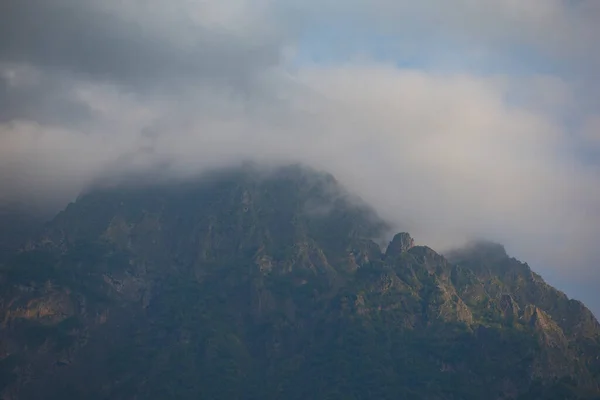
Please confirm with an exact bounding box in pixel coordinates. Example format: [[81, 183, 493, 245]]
[[0, 0, 285, 91], [0, 65, 94, 126], [0, 0, 599, 315], [286, 0, 600, 63]]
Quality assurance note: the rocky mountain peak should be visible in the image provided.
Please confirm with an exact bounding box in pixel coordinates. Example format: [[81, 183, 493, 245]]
[[0, 165, 599, 400], [385, 232, 414, 257]]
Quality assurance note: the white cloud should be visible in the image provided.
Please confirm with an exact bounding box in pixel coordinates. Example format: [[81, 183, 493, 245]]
[[3, 62, 598, 279]]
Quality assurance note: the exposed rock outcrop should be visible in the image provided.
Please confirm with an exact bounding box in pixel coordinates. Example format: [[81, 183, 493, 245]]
[[385, 232, 414, 257]]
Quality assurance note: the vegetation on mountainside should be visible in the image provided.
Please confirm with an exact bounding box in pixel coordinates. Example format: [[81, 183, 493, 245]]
[[0, 166, 599, 399]]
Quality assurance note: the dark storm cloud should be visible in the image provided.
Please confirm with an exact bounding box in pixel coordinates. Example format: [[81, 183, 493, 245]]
[[0, 0, 284, 91], [0, 68, 93, 126]]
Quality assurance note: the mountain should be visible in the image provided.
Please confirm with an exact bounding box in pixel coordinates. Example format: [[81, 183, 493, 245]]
[[0, 206, 43, 263], [0, 165, 599, 400]]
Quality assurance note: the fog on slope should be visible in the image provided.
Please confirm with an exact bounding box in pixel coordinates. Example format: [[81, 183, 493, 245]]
[[1, 0, 599, 315]]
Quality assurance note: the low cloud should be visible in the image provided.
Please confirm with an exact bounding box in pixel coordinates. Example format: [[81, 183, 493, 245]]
[[1, 0, 599, 314]]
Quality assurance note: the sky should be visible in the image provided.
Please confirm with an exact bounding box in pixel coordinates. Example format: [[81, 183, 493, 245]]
[[1, 0, 599, 315]]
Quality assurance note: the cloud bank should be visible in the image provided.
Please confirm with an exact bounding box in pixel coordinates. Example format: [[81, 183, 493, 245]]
[[1, 0, 599, 313]]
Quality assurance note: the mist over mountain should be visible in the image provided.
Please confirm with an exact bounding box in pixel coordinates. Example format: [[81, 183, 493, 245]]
[[0, 165, 598, 399]]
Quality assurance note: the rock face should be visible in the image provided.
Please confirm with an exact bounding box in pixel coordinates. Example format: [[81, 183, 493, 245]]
[[499, 293, 520, 320], [385, 232, 414, 257], [0, 165, 599, 400]]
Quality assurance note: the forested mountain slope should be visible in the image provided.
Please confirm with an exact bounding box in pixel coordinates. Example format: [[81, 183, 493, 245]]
[[0, 166, 598, 399]]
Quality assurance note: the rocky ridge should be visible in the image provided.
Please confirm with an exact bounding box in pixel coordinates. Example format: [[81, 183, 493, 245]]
[[0, 166, 598, 399]]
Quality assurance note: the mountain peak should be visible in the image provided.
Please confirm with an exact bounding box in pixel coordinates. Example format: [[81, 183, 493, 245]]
[[1, 165, 600, 399], [385, 232, 414, 257]]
